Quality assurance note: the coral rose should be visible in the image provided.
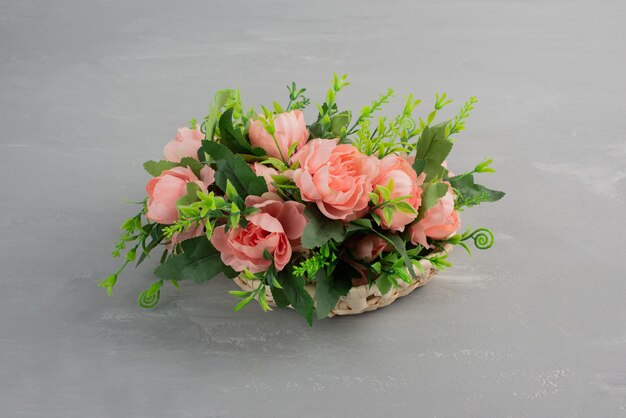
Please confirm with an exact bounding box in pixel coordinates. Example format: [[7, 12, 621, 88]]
[[248, 110, 309, 160], [373, 154, 425, 231], [163, 125, 204, 162], [210, 192, 307, 273], [408, 184, 460, 248], [291, 139, 379, 221], [145, 166, 215, 225]]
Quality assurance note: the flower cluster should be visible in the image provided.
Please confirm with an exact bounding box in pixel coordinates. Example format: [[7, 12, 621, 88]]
[[101, 75, 504, 325]]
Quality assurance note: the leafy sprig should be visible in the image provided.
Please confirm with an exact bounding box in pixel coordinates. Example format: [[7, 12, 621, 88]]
[[286, 82, 310, 111], [368, 179, 417, 226], [446, 96, 478, 136], [345, 88, 394, 138], [99, 204, 162, 295]]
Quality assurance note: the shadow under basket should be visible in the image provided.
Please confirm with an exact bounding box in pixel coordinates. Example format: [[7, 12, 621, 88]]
[[233, 244, 453, 317]]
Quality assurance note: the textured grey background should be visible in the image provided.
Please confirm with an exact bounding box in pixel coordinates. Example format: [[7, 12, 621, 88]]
[[1, 0, 625, 416]]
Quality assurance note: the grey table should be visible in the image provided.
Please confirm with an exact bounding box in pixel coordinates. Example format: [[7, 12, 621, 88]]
[[2, 0, 625, 416]]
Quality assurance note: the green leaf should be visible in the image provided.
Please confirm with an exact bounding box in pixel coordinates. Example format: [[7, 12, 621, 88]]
[[218, 108, 265, 156], [412, 158, 427, 175], [276, 268, 315, 326], [380, 233, 417, 281], [375, 275, 393, 295], [198, 140, 268, 198], [345, 217, 418, 282], [205, 89, 235, 141], [449, 173, 505, 208], [413, 124, 453, 181], [301, 207, 346, 249], [154, 237, 236, 283], [270, 286, 291, 308], [233, 294, 254, 311], [313, 269, 351, 319], [143, 157, 204, 178], [143, 160, 179, 177], [329, 110, 351, 137], [98, 274, 118, 296], [176, 182, 202, 207], [418, 182, 448, 219]]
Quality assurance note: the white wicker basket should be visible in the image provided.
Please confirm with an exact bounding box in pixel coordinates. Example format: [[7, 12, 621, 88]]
[[233, 244, 452, 317]]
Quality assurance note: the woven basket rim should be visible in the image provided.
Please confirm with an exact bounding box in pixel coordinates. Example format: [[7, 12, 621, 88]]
[[233, 244, 453, 317]]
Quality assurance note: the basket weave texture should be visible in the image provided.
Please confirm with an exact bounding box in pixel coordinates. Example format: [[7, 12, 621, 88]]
[[233, 244, 453, 317]]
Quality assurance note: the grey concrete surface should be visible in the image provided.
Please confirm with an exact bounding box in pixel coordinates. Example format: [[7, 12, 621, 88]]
[[1, 0, 625, 416]]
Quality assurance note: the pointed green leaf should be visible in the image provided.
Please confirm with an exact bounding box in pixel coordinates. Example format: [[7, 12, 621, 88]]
[[154, 237, 236, 283], [301, 207, 346, 249], [314, 269, 351, 319], [198, 140, 268, 198], [276, 268, 315, 326], [418, 182, 449, 219]]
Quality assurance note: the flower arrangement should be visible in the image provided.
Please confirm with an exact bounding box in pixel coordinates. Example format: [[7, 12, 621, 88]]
[[100, 74, 504, 325]]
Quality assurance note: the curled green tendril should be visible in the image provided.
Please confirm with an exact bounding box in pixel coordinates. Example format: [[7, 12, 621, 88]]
[[401, 117, 416, 132], [462, 228, 494, 250], [138, 289, 160, 309]]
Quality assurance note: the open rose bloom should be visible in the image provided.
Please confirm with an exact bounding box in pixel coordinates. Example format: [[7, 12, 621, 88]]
[[102, 77, 504, 324]]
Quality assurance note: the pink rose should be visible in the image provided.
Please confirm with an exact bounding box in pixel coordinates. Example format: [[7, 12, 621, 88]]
[[145, 166, 215, 225], [373, 154, 425, 231], [211, 192, 307, 273], [251, 163, 279, 193], [408, 184, 460, 248], [347, 235, 391, 262], [248, 110, 309, 159], [163, 125, 205, 163], [291, 139, 379, 221]]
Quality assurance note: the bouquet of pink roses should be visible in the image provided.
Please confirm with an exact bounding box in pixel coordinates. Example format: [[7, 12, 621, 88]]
[[101, 74, 504, 325]]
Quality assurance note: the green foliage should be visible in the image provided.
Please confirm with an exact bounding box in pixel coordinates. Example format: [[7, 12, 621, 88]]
[[271, 286, 291, 308], [137, 280, 163, 308], [461, 227, 495, 250], [277, 268, 315, 326], [198, 140, 268, 198], [98, 274, 118, 296], [345, 218, 418, 281], [413, 124, 453, 181], [293, 240, 338, 278], [447, 96, 478, 136], [229, 283, 273, 312], [154, 237, 236, 283], [286, 82, 310, 111], [417, 182, 449, 219], [418, 92, 454, 131], [143, 157, 204, 178], [449, 173, 505, 211], [370, 179, 417, 227], [163, 190, 227, 239], [370, 251, 414, 295], [427, 253, 452, 270], [100, 205, 164, 295], [351, 94, 422, 157], [203, 89, 241, 141], [217, 108, 265, 156], [346, 88, 394, 137], [300, 207, 346, 249], [176, 182, 202, 207], [309, 73, 351, 139], [380, 233, 418, 280], [143, 160, 178, 177], [313, 268, 351, 319]]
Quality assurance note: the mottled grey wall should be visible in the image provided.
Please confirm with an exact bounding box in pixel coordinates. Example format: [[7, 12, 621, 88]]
[[1, 0, 625, 417]]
